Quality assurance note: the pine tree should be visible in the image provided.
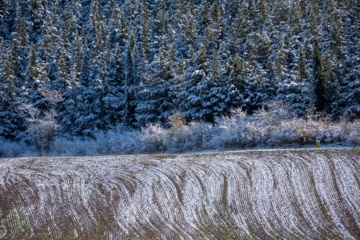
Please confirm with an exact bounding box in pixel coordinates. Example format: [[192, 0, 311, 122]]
[[136, 40, 178, 126], [141, 0, 150, 54], [62, 2, 77, 43], [119, 10, 128, 47], [259, 0, 267, 24], [186, 14, 196, 43], [210, 0, 220, 23], [197, 43, 207, 70], [227, 54, 257, 112], [313, 39, 339, 114], [207, 48, 233, 119], [179, 47, 233, 123], [273, 0, 289, 25], [122, 43, 139, 128], [0, 0, 18, 40], [39, 13, 57, 65], [29, 0, 45, 42], [299, 44, 307, 79], [12, 9, 29, 87], [0, 42, 24, 140], [314, 39, 326, 112], [200, 0, 210, 28], [24, 42, 49, 112], [136, 73, 175, 126], [342, 72, 360, 119], [103, 45, 125, 126]]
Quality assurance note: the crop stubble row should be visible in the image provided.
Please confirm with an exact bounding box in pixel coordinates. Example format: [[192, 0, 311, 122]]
[[0, 149, 359, 239]]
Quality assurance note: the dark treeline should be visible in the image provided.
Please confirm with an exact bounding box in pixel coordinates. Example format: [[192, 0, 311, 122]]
[[0, 0, 359, 142]]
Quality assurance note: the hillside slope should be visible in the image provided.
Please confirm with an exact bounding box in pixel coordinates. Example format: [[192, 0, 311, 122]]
[[0, 148, 359, 239]]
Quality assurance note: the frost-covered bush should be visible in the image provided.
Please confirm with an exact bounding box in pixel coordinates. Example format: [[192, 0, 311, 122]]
[[139, 124, 167, 153], [51, 137, 98, 156], [19, 90, 63, 156], [2, 102, 360, 157], [0, 138, 34, 157], [94, 127, 142, 154], [347, 120, 360, 145]]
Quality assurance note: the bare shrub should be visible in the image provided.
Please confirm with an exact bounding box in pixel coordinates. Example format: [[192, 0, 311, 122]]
[[140, 124, 167, 153], [52, 137, 98, 156], [7, 101, 360, 157], [168, 111, 186, 135], [20, 89, 63, 156]]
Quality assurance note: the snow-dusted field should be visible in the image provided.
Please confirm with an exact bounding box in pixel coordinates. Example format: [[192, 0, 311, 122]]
[[0, 148, 359, 239]]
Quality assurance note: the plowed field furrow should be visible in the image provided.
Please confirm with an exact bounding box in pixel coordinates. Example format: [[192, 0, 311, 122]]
[[0, 148, 359, 239]]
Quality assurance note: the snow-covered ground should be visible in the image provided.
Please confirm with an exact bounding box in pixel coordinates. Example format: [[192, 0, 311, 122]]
[[0, 148, 359, 239]]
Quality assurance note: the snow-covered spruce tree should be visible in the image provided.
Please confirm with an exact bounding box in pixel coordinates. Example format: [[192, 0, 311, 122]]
[[226, 53, 267, 114], [28, 0, 45, 43], [38, 13, 58, 80], [74, 42, 107, 136], [336, 0, 360, 119], [140, 0, 151, 56], [342, 72, 360, 119], [206, 48, 233, 120], [203, 0, 226, 50], [0, 41, 25, 140], [122, 39, 140, 128], [61, 40, 90, 137], [136, 43, 176, 126], [341, 47, 360, 119], [62, 0, 112, 137], [0, 0, 17, 41], [107, 0, 125, 50], [313, 39, 339, 114], [56, 29, 83, 137], [273, 32, 313, 116], [103, 44, 125, 127], [11, 8, 29, 89], [23, 42, 50, 111], [179, 45, 232, 124], [225, 54, 247, 110], [177, 74, 200, 121]]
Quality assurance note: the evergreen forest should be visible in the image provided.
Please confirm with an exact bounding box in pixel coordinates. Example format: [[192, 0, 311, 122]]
[[0, 0, 359, 155]]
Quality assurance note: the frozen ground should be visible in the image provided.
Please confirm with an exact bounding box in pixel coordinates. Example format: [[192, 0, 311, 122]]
[[0, 148, 359, 239]]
